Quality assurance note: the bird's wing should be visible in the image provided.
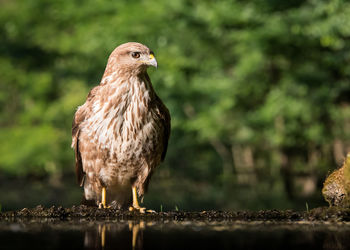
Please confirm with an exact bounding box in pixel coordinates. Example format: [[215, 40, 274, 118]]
[[72, 85, 99, 186], [155, 94, 171, 161]]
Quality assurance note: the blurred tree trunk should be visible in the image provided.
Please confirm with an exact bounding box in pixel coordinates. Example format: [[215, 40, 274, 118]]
[[280, 151, 294, 199], [232, 145, 257, 185], [210, 139, 234, 177], [333, 139, 346, 166]]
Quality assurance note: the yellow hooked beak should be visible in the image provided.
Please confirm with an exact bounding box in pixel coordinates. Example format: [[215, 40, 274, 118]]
[[148, 53, 158, 68]]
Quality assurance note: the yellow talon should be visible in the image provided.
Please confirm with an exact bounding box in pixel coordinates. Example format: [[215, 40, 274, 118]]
[[129, 187, 155, 213]]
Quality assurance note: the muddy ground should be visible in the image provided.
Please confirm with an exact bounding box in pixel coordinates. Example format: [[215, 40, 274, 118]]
[[1, 205, 350, 222]]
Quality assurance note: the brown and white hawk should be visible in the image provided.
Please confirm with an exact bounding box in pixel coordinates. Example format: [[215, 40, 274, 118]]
[[71, 42, 170, 212]]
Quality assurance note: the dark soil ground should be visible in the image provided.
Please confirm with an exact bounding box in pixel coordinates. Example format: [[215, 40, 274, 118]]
[[1, 205, 350, 222], [2, 206, 350, 250]]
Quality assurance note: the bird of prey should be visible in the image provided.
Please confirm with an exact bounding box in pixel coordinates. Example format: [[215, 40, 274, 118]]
[[71, 42, 170, 212]]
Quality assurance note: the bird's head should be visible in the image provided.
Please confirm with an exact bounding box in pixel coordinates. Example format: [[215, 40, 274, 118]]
[[105, 42, 157, 76]]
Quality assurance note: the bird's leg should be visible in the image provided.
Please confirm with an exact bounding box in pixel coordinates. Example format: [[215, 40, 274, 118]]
[[98, 187, 110, 209], [129, 186, 145, 213], [129, 187, 155, 213]]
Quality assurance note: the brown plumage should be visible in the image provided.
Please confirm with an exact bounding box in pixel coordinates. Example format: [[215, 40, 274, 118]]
[[71, 42, 170, 210]]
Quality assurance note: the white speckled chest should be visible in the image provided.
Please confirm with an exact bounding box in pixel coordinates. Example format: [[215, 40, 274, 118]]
[[80, 76, 163, 187]]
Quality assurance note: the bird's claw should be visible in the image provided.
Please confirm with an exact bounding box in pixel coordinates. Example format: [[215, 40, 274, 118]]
[[129, 206, 155, 214], [129, 206, 145, 213], [98, 203, 110, 209]]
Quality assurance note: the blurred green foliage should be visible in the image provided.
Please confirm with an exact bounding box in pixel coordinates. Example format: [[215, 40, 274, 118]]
[[0, 0, 349, 210]]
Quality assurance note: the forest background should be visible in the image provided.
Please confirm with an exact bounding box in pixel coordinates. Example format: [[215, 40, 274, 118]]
[[0, 0, 349, 211]]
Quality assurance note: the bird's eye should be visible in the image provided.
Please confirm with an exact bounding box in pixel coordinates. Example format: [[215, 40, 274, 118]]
[[131, 52, 141, 58]]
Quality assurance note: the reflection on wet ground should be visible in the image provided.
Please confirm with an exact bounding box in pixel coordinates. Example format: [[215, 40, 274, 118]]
[[1, 219, 350, 250]]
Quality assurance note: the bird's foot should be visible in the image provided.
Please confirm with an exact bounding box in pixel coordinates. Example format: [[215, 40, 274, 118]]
[[129, 186, 156, 213], [98, 203, 110, 209], [129, 205, 155, 214]]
